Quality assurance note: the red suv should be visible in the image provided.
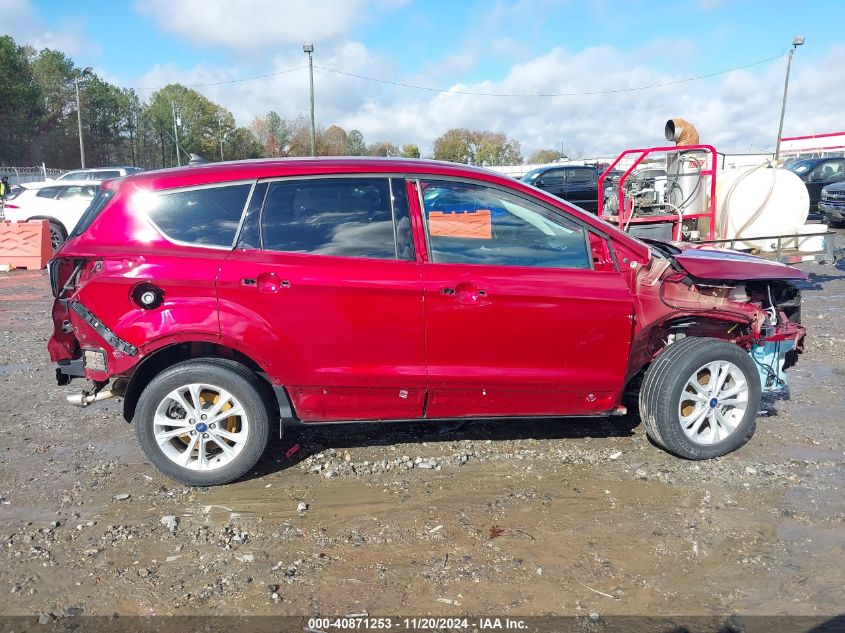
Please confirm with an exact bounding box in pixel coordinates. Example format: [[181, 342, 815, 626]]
[[48, 158, 807, 486]]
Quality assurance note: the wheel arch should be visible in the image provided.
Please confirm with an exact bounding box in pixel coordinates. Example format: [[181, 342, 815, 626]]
[[26, 215, 67, 235], [625, 313, 754, 393], [121, 341, 296, 431]]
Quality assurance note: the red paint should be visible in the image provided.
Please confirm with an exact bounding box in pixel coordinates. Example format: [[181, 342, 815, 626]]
[[670, 245, 809, 281], [780, 131, 845, 141], [48, 158, 805, 423]]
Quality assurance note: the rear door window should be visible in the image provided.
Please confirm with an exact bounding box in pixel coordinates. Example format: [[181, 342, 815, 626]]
[[568, 168, 596, 185], [260, 177, 409, 260], [147, 183, 252, 247]]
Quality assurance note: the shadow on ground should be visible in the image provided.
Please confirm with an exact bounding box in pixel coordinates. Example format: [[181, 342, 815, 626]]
[[251, 413, 641, 479]]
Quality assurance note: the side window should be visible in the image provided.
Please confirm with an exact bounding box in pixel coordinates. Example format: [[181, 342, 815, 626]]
[[36, 187, 62, 199], [58, 185, 96, 199], [96, 170, 122, 180], [260, 177, 402, 260], [420, 180, 591, 270], [568, 168, 596, 185], [147, 183, 252, 247], [538, 169, 565, 186], [235, 182, 268, 250]]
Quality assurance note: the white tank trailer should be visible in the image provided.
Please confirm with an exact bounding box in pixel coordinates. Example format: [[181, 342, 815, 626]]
[[664, 118, 825, 254]]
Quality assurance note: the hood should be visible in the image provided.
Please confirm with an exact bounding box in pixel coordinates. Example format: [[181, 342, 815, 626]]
[[671, 246, 809, 281], [823, 180, 845, 193]]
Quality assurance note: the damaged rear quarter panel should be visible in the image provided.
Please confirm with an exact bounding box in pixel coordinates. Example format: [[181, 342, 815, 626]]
[[69, 249, 229, 379]]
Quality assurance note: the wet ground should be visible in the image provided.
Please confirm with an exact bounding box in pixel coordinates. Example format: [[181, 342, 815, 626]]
[[0, 246, 843, 623]]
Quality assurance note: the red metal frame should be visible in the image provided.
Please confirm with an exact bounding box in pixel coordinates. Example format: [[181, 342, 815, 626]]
[[598, 144, 718, 241]]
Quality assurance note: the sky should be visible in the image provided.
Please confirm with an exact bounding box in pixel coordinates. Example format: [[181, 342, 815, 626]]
[[4, 0, 844, 158]]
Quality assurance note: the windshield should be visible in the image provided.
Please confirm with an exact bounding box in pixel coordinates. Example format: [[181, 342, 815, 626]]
[[787, 160, 817, 175], [520, 169, 544, 184]]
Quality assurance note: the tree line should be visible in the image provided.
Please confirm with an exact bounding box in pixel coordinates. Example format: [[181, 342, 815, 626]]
[[1, 35, 567, 170]]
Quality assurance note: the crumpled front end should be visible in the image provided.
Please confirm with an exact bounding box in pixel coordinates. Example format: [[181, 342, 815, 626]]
[[630, 251, 806, 393]]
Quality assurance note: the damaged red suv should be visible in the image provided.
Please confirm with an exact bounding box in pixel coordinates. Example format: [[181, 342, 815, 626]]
[[48, 158, 807, 485]]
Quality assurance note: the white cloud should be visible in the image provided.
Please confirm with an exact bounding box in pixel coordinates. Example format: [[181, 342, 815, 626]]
[[0, 0, 95, 57], [135, 0, 407, 52], [131, 38, 845, 160]]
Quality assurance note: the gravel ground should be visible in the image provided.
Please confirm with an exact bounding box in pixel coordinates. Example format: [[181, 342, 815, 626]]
[[0, 245, 843, 622]]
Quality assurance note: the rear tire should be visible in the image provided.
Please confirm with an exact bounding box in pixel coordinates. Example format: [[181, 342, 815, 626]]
[[639, 337, 761, 460], [134, 359, 270, 486]]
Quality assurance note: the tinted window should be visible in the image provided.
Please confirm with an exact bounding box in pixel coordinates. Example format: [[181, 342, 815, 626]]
[[261, 178, 399, 259], [94, 170, 122, 179], [149, 183, 252, 247], [36, 187, 62, 199], [538, 169, 565, 186], [390, 178, 414, 260], [568, 168, 596, 185], [69, 189, 115, 238], [420, 180, 590, 269], [235, 182, 268, 250]]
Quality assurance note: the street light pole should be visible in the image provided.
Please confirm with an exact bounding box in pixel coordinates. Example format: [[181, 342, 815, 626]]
[[774, 35, 805, 163], [74, 67, 93, 168], [303, 43, 316, 157]]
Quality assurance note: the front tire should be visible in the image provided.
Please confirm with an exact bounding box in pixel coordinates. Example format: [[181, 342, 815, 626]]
[[48, 221, 66, 253], [135, 360, 270, 486], [639, 337, 761, 460]]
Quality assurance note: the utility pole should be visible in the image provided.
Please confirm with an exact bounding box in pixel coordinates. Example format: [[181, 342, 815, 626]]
[[74, 67, 93, 168], [774, 36, 805, 163], [303, 43, 316, 157], [171, 101, 181, 167], [218, 116, 225, 161]]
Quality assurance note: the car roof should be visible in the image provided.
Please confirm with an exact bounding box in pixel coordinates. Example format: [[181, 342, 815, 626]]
[[24, 179, 101, 189], [121, 157, 518, 191]]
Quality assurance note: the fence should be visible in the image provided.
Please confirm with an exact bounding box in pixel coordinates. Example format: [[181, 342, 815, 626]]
[[0, 166, 68, 185]]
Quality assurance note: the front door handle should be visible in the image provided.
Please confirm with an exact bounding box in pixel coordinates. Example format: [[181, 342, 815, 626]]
[[442, 282, 487, 302], [257, 272, 282, 293]]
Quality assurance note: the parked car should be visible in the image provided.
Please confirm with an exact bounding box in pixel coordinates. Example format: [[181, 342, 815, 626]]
[[819, 181, 845, 225], [49, 158, 806, 486], [786, 157, 845, 211], [54, 167, 142, 182], [520, 165, 599, 212], [1, 181, 101, 251]]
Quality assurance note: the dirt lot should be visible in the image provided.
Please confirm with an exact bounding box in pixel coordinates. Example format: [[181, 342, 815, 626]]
[[0, 244, 843, 625]]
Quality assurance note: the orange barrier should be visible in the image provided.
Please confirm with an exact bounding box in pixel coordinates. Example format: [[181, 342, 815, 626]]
[[0, 220, 52, 270]]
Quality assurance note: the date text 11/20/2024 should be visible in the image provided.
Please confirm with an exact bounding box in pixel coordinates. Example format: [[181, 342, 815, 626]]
[[306, 617, 528, 630]]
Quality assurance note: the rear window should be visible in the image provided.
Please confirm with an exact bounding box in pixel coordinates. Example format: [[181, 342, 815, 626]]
[[148, 183, 252, 247], [69, 189, 115, 238]]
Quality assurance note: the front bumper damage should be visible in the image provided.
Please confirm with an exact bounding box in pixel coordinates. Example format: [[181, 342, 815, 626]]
[[748, 324, 803, 393]]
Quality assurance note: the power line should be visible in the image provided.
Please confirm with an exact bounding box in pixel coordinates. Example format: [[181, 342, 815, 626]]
[[134, 65, 307, 92], [313, 53, 785, 97]]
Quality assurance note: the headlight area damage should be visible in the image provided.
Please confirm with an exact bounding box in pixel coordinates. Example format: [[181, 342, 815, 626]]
[[628, 246, 806, 394]]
